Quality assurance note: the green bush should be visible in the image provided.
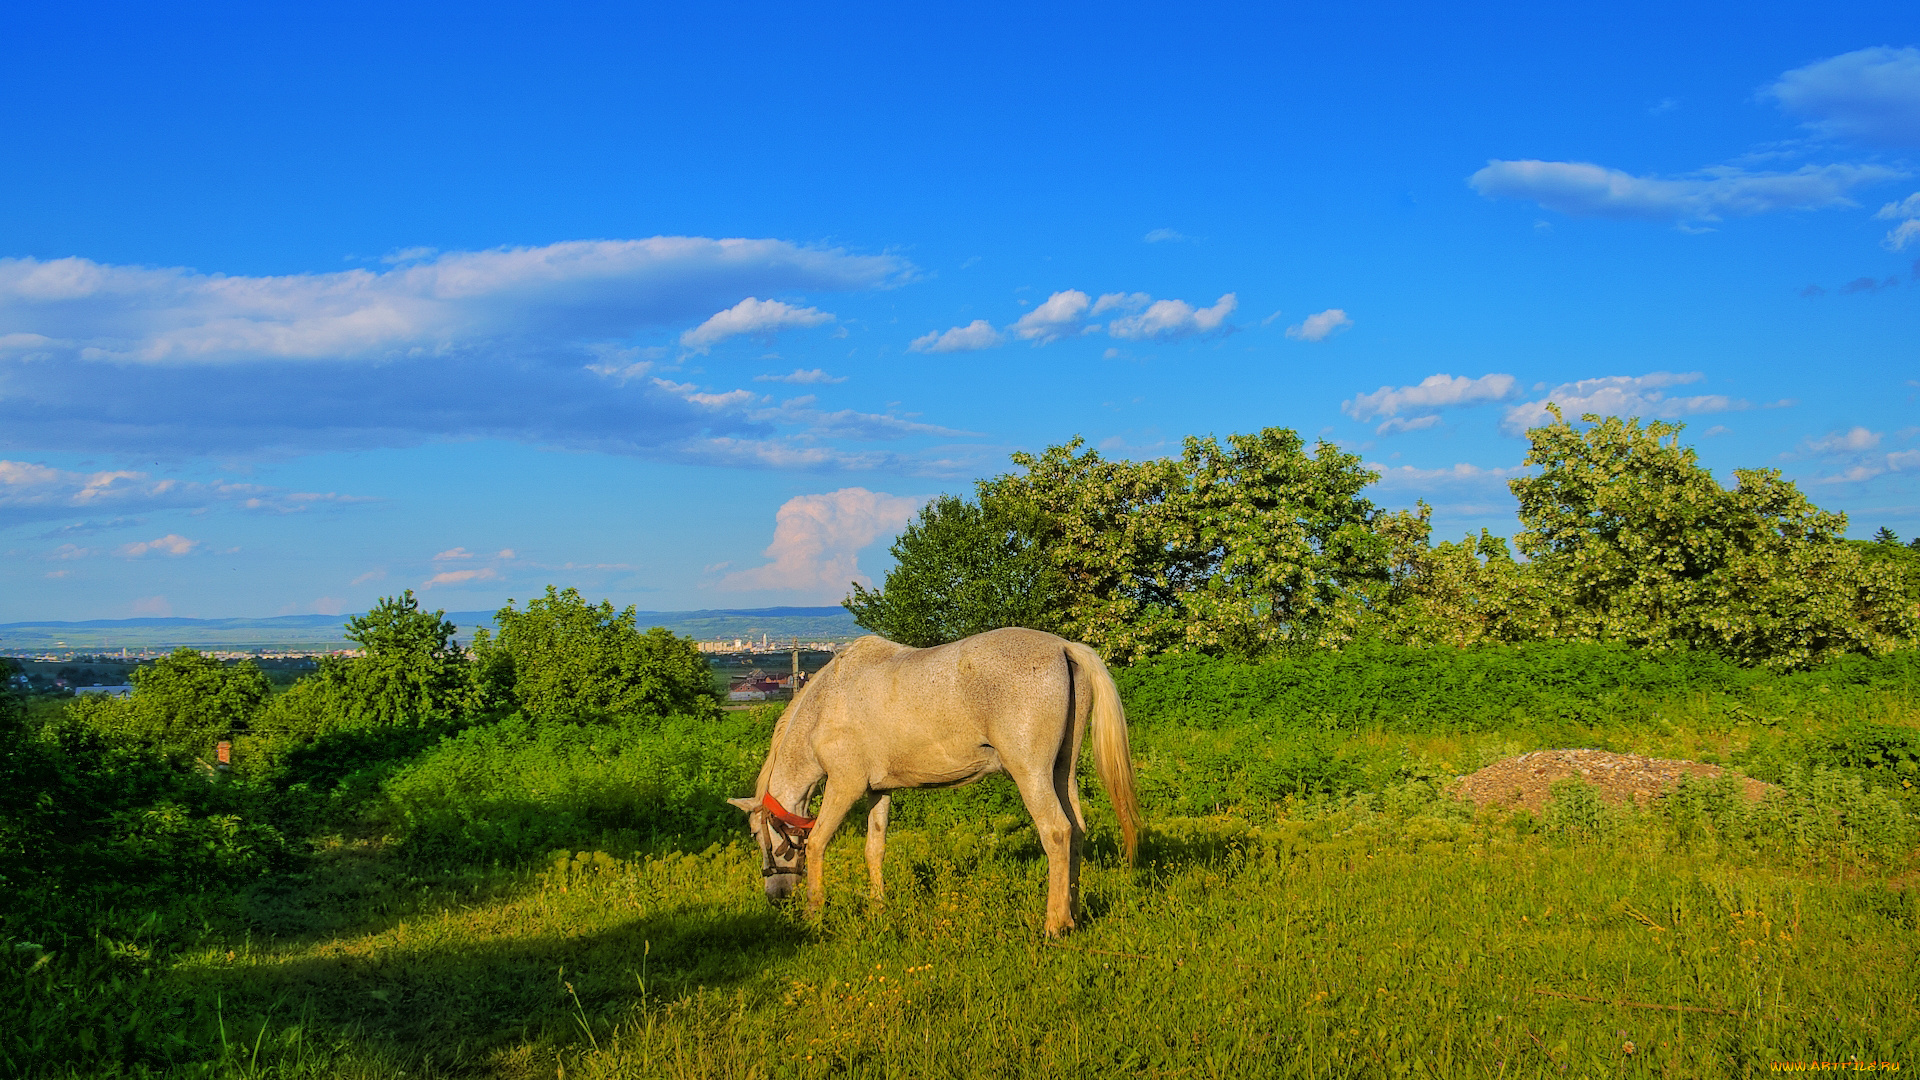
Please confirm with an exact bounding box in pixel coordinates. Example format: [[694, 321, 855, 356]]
[[376, 709, 771, 862], [66, 648, 271, 760], [1114, 641, 1920, 737], [473, 586, 719, 723]]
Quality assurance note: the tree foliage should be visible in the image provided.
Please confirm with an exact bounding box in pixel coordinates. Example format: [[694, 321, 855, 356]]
[[1508, 409, 1916, 669], [847, 413, 1919, 670], [68, 648, 271, 758], [843, 494, 1062, 647], [982, 428, 1390, 662], [249, 590, 473, 757], [1375, 507, 1552, 648], [472, 586, 717, 722]]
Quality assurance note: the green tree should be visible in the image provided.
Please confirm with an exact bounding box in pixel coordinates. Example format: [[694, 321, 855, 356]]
[[68, 648, 271, 758], [986, 428, 1389, 662], [250, 591, 472, 748], [1873, 526, 1900, 545], [472, 586, 717, 722], [1509, 408, 1916, 668], [843, 493, 1062, 647], [1375, 504, 1551, 648]]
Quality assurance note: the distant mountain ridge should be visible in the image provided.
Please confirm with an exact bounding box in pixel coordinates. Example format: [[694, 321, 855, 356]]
[[0, 606, 863, 652]]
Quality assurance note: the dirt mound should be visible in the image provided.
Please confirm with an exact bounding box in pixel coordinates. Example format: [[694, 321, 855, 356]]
[[1451, 748, 1774, 815]]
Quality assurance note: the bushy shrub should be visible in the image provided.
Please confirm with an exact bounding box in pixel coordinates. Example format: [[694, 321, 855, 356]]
[[66, 648, 271, 760], [376, 709, 770, 862], [473, 586, 719, 723]]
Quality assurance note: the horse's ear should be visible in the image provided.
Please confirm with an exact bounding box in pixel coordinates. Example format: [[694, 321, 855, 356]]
[[727, 796, 760, 815]]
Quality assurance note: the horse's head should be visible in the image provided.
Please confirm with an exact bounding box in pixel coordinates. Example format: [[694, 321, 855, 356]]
[[727, 794, 810, 902]]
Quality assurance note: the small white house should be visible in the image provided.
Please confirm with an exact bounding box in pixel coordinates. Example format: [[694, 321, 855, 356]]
[[74, 685, 134, 698]]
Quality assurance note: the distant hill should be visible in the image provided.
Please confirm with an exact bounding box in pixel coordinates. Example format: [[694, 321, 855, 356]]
[[0, 606, 864, 653]]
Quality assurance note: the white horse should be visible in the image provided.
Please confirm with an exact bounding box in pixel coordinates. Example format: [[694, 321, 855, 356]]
[[728, 627, 1142, 936]]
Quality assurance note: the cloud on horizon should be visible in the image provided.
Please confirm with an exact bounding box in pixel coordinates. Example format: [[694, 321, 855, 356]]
[[719, 487, 925, 596]]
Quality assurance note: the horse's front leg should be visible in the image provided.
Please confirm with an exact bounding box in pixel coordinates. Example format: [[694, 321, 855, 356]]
[[804, 778, 864, 915], [865, 794, 891, 903]]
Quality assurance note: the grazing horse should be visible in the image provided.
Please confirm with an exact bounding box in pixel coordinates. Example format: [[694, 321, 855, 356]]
[[728, 627, 1142, 936]]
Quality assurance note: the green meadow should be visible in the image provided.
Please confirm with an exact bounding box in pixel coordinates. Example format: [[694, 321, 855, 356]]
[[7, 642, 1920, 1079]]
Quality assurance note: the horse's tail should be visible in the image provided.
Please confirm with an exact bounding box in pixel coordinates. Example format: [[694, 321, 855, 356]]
[[1065, 641, 1142, 865]]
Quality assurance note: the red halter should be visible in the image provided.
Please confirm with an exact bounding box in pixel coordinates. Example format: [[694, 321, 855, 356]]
[[761, 791, 816, 829]]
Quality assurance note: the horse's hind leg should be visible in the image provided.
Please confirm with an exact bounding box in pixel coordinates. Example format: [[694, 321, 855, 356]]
[[865, 794, 891, 903], [1011, 763, 1079, 936]]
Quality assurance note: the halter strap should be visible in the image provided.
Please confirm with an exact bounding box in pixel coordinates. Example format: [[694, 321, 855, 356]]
[[762, 791, 816, 829]]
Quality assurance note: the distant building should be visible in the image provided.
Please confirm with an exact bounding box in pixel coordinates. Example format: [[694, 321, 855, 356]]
[[74, 685, 134, 698]]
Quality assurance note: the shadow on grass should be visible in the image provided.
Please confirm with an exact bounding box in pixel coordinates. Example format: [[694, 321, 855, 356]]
[[185, 900, 803, 1071]]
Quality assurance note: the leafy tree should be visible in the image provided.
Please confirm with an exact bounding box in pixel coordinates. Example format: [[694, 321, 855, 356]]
[[1375, 504, 1551, 648], [472, 586, 717, 722], [1509, 408, 1916, 669], [250, 591, 472, 751], [844, 493, 1063, 647], [1874, 526, 1900, 545], [986, 428, 1389, 662], [68, 649, 271, 758]]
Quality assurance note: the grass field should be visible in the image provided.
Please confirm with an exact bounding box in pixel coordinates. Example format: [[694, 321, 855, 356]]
[[119, 794, 1916, 1079], [9, 645, 1920, 1078]]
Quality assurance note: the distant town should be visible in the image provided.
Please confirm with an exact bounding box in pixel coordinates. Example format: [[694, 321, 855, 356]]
[[4, 633, 856, 701]]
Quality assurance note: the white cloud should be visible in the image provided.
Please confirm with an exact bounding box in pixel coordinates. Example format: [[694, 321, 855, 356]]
[[1344, 373, 1516, 423], [1108, 294, 1237, 340], [1091, 292, 1151, 315], [118, 533, 197, 558], [422, 566, 500, 589], [1012, 291, 1092, 343], [1769, 47, 1920, 148], [910, 319, 1005, 353], [1878, 192, 1920, 249], [0, 239, 900, 366], [1469, 160, 1896, 221], [1365, 462, 1526, 489], [0, 239, 923, 462], [747, 398, 975, 441], [1879, 193, 1920, 219], [1143, 229, 1190, 243], [720, 488, 926, 595], [1806, 426, 1883, 453], [1374, 415, 1443, 435], [433, 547, 475, 560], [0, 459, 368, 527], [1885, 220, 1920, 250], [679, 297, 835, 353], [1284, 308, 1352, 342], [1501, 372, 1747, 434], [1814, 448, 1920, 484], [754, 368, 847, 384]]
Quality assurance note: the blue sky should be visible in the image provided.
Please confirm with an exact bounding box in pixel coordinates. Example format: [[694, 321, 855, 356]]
[[2, 1, 1916, 621]]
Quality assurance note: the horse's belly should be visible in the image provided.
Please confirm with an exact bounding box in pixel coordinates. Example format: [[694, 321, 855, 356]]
[[874, 744, 1002, 791]]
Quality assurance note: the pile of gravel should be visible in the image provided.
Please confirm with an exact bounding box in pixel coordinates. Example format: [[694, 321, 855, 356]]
[[1450, 748, 1774, 814]]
